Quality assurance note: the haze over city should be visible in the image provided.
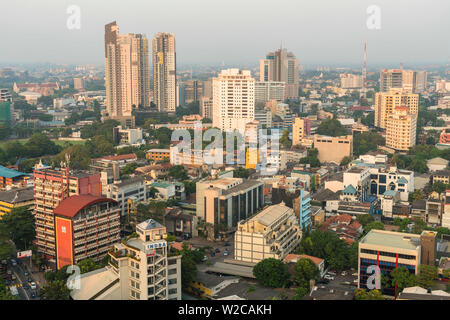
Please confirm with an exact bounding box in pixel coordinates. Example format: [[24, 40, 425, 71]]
[[1, 0, 450, 66]]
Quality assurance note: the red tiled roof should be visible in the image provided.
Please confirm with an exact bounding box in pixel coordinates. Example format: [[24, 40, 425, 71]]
[[53, 195, 117, 219], [170, 242, 192, 251], [284, 254, 324, 266]]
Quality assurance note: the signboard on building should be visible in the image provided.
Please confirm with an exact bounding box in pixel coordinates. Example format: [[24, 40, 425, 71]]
[[17, 250, 32, 259], [145, 241, 166, 254]]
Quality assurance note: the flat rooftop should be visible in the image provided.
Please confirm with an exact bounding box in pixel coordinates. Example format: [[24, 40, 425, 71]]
[[360, 230, 420, 251], [246, 203, 292, 227]]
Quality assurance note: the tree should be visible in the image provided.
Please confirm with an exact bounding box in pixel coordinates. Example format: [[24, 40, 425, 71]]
[[0, 237, 13, 261], [300, 148, 321, 168], [293, 287, 309, 300], [432, 181, 448, 194], [234, 167, 251, 179], [354, 288, 385, 300], [356, 214, 374, 227], [0, 207, 35, 251], [253, 258, 290, 288], [280, 129, 292, 149], [293, 258, 320, 289], [168, 165, 188, 180], [53, 145, 91, 170], [353, 131, 385, 157], [407, 159, 428, 174], [340, 156, 352, 166], [415, 264, 438, 289], [181, 255, 197, 289], [77, 258, 102, 274], [0, 278, 17, 300], [317, 119, 347, 137], [40, 280, 71, 300], [364, 221, 384, 234], [24, 133, 61, 158], [390, 267, 415, 295]]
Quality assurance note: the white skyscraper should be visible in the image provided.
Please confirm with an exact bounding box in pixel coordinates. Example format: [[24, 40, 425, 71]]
[[212, 69, 255, 133]]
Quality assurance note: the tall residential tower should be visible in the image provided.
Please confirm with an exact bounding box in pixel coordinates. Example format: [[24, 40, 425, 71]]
[[153, 33, 177, 112], [104, 22, 150, 122]]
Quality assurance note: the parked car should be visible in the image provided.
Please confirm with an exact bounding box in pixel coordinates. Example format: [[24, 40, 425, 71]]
[[352, 273, 358, 276], [11, 259, 17, 267], [223, 250, 229, 256], [215, 248, 220, 253], [341, 281, 351, 285], [30, 282, 37, 290], [202, 255, 208, 262], [210, 252, 215, 257], [24, 271, 29, 277], [224, 242, 230, 247], [11, 275, 16, 281], [324, 275, 335, 281], [317, 279, 329, 284], [31, 292, 36, 299], [327, 271, 336, 276]]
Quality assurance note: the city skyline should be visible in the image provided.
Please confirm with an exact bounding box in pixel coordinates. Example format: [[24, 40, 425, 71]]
[[1, 0, 450, 66]]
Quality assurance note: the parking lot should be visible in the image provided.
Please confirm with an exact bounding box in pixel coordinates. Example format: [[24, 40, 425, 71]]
[[187, 236, 234, 266], [318, 269, 359, 291]]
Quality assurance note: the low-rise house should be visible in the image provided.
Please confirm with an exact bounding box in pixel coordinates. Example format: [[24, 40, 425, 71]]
[[284, 254, 326, 278], [187, 271, 239, 299], [320, 214, 363, 244]]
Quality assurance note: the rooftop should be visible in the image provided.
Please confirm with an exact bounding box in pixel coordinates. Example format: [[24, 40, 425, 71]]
[[137, 218, 165, 230], [0, 165, 28, 179], [360, 229, 420, 251], [246, 203, 292, 227], [54, 195, 116, 218], [0, 187, 34, 203]]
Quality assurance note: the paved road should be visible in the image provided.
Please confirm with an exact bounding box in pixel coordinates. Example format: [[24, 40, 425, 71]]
[[7, 259, 41, 300]]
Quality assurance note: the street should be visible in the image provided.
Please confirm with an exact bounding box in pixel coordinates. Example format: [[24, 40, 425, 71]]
[[6, 258, 41, 300]]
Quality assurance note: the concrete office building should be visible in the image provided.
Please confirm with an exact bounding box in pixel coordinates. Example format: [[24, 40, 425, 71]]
[[314, 135, 353, 164], [380, 69, 427, 94], [102, 176, 147, 217], [200, 97, 213, 120], [212, 69, 255, 133], [183, 79, 202, 104], [255, 81, 285, 105], [358, 230, 421, 294], [340, 73, 363, 89], [385, 107, 417, 152], [234, 203, 302, 263], [54, 195, 120, 269], [153, 33, 177, 112], [104, 22, 150, 120], [196, 177, 264, 230], [374, 89, 419, 129], [260, 48, 299, 99]]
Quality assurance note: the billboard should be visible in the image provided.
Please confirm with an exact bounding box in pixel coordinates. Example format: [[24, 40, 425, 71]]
[[55, 217, 73, 270], [17, 250, 32, 259]]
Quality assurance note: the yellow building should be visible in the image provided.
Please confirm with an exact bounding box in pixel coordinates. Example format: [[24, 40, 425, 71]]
[[0, 187, 34, 217], [374, 89, 418, 129], [245, 147, 260, 169], [146, 149, 171, 162], [234, 203, 302, 263], [292, 117, 310, 146], [385, 107, 417, 152], [314, 134, 353, 164]]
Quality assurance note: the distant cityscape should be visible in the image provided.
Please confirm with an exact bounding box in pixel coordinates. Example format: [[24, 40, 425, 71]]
[[0, 11, 449, 305]]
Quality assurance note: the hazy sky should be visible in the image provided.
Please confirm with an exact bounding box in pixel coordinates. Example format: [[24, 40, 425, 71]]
[[1, 0, 449, 67]]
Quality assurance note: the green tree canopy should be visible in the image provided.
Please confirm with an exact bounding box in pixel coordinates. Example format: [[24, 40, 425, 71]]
[[253, 258, 290, 288], [317, 119, 348, 137]]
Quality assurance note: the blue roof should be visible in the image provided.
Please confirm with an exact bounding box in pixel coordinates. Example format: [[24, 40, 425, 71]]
[[0, 165, 28, 179], [383, 190, 397, 197], [343, 184, 357, 195], [397, 177, 408, 184]]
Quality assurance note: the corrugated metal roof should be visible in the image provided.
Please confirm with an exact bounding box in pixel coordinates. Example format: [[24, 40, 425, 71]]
[[53, 195, 116, 218], [0, 165, 28, 179]]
